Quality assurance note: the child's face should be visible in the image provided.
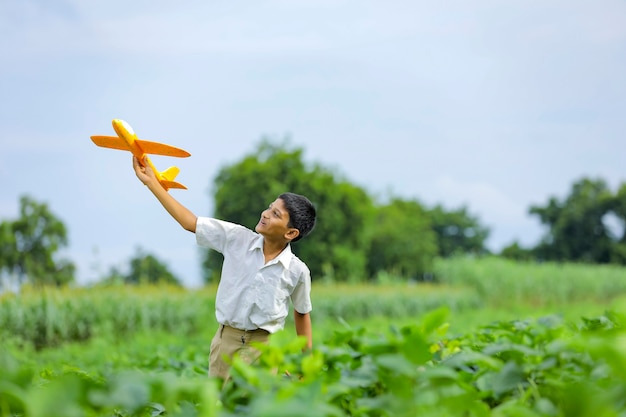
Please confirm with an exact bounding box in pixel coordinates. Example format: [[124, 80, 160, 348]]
[[255, 198, 297, 241]]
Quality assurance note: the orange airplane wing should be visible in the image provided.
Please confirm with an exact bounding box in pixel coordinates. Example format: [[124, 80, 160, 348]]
[[90, 135, 191, 158], [91, 119, 191, 191]]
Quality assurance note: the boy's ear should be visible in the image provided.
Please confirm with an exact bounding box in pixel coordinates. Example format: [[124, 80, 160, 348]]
[[285, 228, 300, 241]]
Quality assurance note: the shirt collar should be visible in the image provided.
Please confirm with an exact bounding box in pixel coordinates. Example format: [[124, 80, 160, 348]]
[[250, 235, 292, 268]]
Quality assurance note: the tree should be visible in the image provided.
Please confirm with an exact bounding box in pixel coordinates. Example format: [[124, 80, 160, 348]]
[[102, 247, 181, 286], [529, 178, 615, 263], [500, 241, 534, 261], [427, 204, 490, 257], [606, 183, 626, 263], [203, 139, 375, 282], [366, 198, 438, 280], [0, 195, 75, 288]]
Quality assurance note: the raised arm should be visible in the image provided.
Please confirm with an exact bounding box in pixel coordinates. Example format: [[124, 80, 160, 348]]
[[133, 156, 197, 232]]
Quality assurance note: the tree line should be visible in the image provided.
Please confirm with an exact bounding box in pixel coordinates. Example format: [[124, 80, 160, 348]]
[[2, 140, 625, 288]]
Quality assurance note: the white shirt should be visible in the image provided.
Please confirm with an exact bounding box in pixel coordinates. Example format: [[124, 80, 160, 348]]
[[195, 217, 312, 333]]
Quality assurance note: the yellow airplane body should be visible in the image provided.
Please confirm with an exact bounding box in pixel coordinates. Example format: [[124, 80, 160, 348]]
[[91, 119, 190, 191]]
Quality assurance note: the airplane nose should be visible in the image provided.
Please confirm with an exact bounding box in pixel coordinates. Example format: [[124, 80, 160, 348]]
[[112, 120, 122, 136], [112, 119, 135, 136]]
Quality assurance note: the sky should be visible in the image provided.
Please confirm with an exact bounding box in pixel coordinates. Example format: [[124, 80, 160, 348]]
[[1, 0, 625, 287]]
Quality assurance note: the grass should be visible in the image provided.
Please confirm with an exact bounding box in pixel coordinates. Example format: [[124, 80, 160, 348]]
[[2, 256, 626, 364], [434, 256, 626, 306]]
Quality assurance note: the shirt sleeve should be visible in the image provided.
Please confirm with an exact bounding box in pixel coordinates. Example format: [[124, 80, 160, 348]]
[[195, 217, 242, 253], [290, 269, 313, 314]]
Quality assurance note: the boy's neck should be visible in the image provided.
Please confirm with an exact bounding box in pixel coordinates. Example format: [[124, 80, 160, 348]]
[[262, 238, 289, 263]]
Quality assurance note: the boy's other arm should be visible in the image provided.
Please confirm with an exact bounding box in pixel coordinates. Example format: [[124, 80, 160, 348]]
[[294, 310, 312, 351], [133, 156, 197, 232]]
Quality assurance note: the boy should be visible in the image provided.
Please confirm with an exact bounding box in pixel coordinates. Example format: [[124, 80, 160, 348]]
[[132, 156, 316, 379]]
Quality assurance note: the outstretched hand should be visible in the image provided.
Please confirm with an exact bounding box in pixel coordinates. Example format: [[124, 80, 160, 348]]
[[133, 156, 156, 187], [131, 155, 198, 232]]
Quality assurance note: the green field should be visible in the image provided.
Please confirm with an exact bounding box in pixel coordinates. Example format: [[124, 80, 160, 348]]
[[1, 257, 625, 416]]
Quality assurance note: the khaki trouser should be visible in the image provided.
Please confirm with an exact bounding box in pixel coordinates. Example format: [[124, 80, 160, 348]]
[[208, 324, 270, 380]]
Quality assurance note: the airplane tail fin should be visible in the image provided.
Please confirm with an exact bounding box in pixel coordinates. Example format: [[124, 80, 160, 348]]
[[158, 166, 187, 190], [160, 166, 180, 181]]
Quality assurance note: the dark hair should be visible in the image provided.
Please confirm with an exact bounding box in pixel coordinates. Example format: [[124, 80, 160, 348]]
[[279, 192, 316, 243]]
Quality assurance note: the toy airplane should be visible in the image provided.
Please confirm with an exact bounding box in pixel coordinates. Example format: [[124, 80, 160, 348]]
[[91, 119, 191, 191]]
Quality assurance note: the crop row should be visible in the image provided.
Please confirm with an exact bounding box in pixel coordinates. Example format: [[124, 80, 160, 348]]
[[1, 308, 624, 416], [2, 256, 625, 350], [0, 283, 478, 350], [433, 256, 626, 305], [0, 285, 213, 349]]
